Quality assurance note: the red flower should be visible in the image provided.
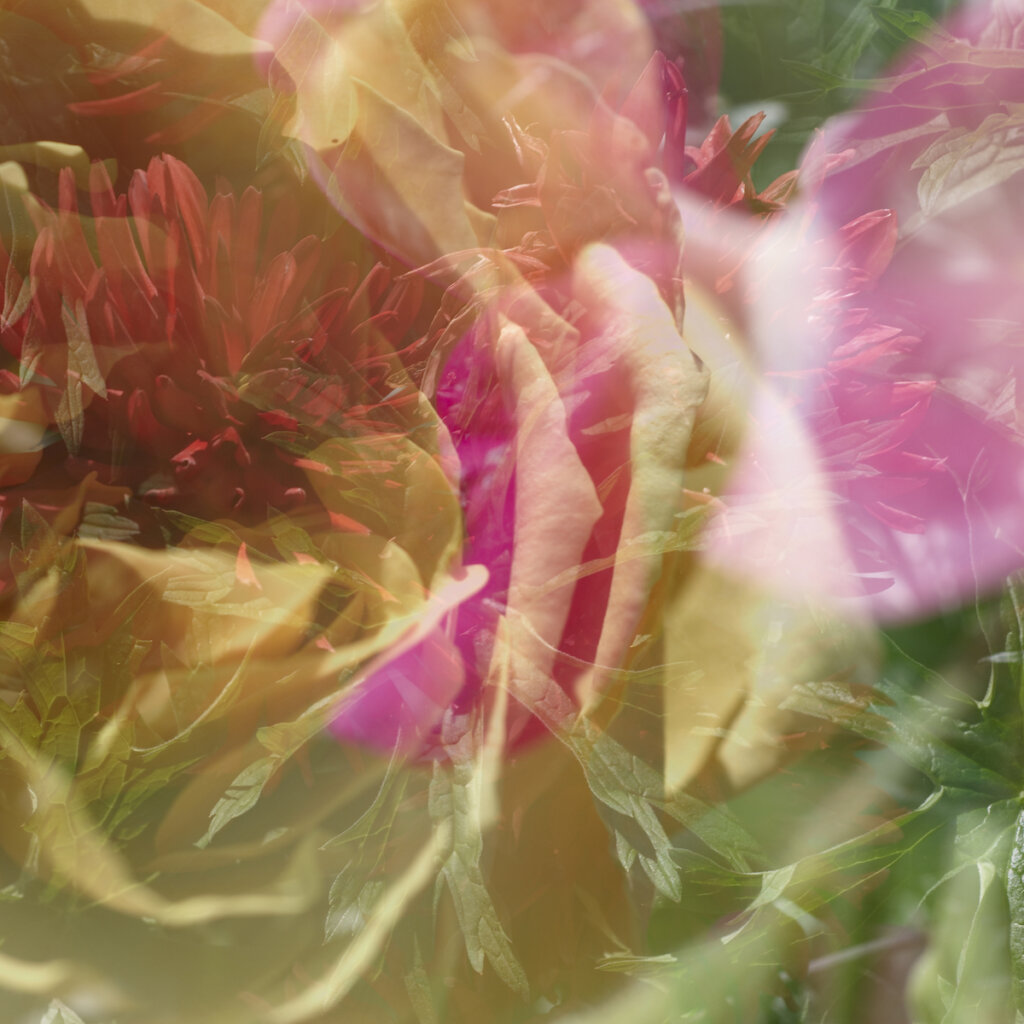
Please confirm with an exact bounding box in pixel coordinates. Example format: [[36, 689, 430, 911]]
[[0, 155, 434, 562]]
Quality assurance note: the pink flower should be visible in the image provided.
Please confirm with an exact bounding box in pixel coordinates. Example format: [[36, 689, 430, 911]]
[[703, 0, 1024, 619], [331, 61, 755, 755]]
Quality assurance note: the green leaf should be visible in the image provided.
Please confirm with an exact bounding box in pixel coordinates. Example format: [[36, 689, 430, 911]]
[[264, 829, 445, 1024], [870, 5, 944, 42], [909, 799, 1018, 1024], [580, 748, 682, 901], [325, 868, 385, 943], [1006, 807, 1024, 1017], [403, 938, 440, 1024], [0, 620, 38, 655], [76, 502, 140, 543], [197, 756, 278, 849], [40, 999, 86, 1024], [569, 722, 762, 876], [54, 377, 83, 455], [596, 952, 678, 976], [780, 679, 890, 737], [821, 0, 896, 80], [62, 301, 106, 396], [429, 759, 529, 998], [779, 59, 856, 91], [720, 788, 943, 953], [154, 508, 243, 546], [197, 688, 342, 848], [913, 112, 1024, 221], [784, 677, 1020, 801]]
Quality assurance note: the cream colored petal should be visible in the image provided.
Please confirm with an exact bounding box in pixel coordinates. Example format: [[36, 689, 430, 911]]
[[571, 244, 708, 707], [496, 318, 602, 678]]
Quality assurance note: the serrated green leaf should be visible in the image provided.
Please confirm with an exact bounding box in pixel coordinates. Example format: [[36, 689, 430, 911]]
[[0, 620, 37, 651], [780, 679, 890, 738], [155, 508, 243, 546], [1, 261, 33, 327], [0, 693, 43, 749], [196, 756, 278, 849], [196, 688, 343, 848], [909, 798, 1018, 1024], [429, 759, 529, 998], [787, 677, 1020, 800], [325, 868, 385, 943], [821, 0, 895, 80], [0, 720, 320, 925], [570, 723, 761, 874], [54, 377, 83, 455], [870, 4, 944, 42], [62, 299, 106, 396], [404, 937, 440, 1024], [321, 757, 404, 855], [267, 828, 445, 1024]]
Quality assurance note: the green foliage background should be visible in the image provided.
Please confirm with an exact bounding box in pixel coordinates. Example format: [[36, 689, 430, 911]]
[[720, 0, 964, 180]]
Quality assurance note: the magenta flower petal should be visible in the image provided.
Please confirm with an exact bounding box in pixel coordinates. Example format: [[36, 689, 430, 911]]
[[330, 565, 489, 754], [328, 628, 468, 754]]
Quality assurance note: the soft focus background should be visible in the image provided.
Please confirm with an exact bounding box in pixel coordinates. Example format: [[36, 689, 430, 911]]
[[2, 1, 1024, 1023]]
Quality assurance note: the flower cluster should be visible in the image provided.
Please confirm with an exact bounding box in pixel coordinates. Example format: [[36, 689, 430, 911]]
[[0, 0, 1019, 1021]]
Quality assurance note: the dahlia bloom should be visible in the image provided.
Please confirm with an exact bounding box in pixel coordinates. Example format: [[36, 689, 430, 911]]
[[0, 154, 448, 534]]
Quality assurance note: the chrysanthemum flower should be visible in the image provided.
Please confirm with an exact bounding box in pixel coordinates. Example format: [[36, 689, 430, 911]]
[[0, 154, 469, 881], [0, 154, 446, 536]]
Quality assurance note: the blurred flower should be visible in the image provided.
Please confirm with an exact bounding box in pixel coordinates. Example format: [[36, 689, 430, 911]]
[[808, 0, 1024, 615], [0, 151, 470, 766], [6, 1, 1001, 1018], [686, 0, 1024, 628], [447, 0, 655, 91], [640, 0, 722, 131], [0, 155, 438, 529]]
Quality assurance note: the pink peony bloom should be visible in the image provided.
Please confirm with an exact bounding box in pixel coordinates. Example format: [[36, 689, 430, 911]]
[[703, 0, 1024, 620]]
